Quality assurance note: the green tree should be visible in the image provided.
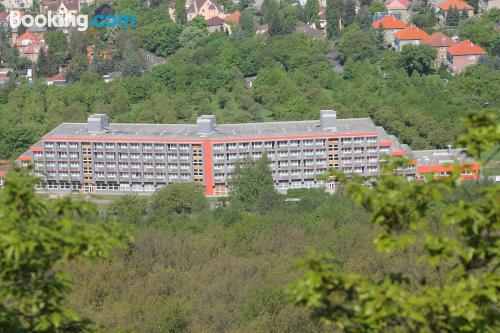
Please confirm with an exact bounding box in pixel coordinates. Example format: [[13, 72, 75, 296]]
[[291, 110, 500, 332], [240, 9, 255, 37], [179, 26, 206, 49], [343, 0, 356, 27], [304, 0, 320, 27], [230, 155, 281, 212], [400, 44, 437, 76], [446, 7, 461, 26], [0, 168, 128, 332], [326, 0, 342, 38], [174, 0, 187, 24], [187, 15, 207, 30], [45, 30, 67, 66], [141, 22, 183, 57], [375, 24, 386, 50], [151, 183, 207, 214], [339, 24, 376, 61]]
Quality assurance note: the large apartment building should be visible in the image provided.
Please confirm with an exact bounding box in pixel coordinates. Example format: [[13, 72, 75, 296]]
[[17, 111, 479, 196]]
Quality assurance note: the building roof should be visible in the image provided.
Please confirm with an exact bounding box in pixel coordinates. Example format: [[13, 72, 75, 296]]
[[195, 0, 223, 12], [394, 25, 430, 40], [224, 11, 240, 25], [439, 0, 474, 10], [421, 32, 455, 47], [385, 0, 411, 10], [16, 31, 44, 47], [61, 0, 79, 11], [372, 15, 407, 30], [447, 39, 487, 56], [206, 16, 224, 26], [44, 72, 66, 82], [412, 149, 478, 175], [295, 25, 326, 38], [42, 117, 385, 142]]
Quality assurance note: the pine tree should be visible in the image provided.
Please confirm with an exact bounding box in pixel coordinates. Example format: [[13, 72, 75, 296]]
[[304, 0, 320, 27], [174, 0, 187, 24], [36, 48, 48, 76], [446, 7, 461, 26], [343, 0, 356, 27], [375, 24, 386, 50], [326, 0, 342, 38]]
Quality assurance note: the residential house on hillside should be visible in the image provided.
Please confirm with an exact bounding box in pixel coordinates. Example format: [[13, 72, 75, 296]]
[[372, 15, 407, 48], [223, 11, 239, 35], [421, 32, 455, 64], [16, 31, 46, 62], [206, 16, 224, 32], [169, 0, 225, 21], [385, 0, 412, 23], [446, 39, 487, 73], [438, 0, 474, 19], [0, 0, 33, 10], [394, 25, 430, 51]]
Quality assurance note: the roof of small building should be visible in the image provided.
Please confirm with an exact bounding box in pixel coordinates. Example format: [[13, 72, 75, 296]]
[[224, 11, 240, 25], [372, 15, 407, 30], [447, 39, 487, 56], [394, 25, 430, 40], [438, 0, 474, 10], [44, 72, 66, 82], [206, 16, 225, 26], [421, 32, 455, 47], [61, 0, 79, 11], [385, 0, 411, 10], [295, 25, 326, 38]]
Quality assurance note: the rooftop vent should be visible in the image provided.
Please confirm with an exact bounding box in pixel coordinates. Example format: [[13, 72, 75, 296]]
[[87, 114, 109, 133], [320, 110, 337, 130], [197, 115, 217, 134]]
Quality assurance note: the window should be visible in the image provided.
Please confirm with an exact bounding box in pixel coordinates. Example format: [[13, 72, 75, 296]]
[[119, 153, 128, 159], [34, 152, 43, 158], [70, 162, 79, 169], [144, 184, 156, 191], [69, 143, 78, 149], [105, 153, 115, 159], [214, 144, 224, 150], [144, 163, 154, 170], [46, 161, 56, 167], [96, 172, 105, 178], [106, 162, 116, 168], [69, 152, 79, 159], [156, 163, 166, 170], [45, 142, 55, 149], [154, 144, 164, 150], [57, 142, 67, 148], [130, 153, 140, 160], [155, 153, 165, 160], [59, 171, 69, 177], [131, 163, 140, 169], [45, 152, 55, 159], [94, 143, 104, 149], [70, 171, 80, 177], [95, 162, 105, 168], [144, 173, 154, 179], [118, 143, 128, 149], [341, 138, 352, 144], [252, 142, 262, 148], [143, 143, 153, 150], [105, 143, 115, 149], [143, 153, 153, 160], [59, 162, 68, 168], [131, 172, 141, 179], [120, 172, 129, 178], [130, 143, 140, 149], [179, 144, 189, 150], [95, 152, 104, 159]]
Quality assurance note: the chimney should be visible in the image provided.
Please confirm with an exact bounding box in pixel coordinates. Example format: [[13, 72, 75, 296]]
[[196, 115, 217, 134], [320, 110, 337, 130], [87, 114, 109, 133]]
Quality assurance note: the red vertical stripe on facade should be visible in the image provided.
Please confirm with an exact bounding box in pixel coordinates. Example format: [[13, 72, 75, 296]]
[[203, 140, 214, 196]]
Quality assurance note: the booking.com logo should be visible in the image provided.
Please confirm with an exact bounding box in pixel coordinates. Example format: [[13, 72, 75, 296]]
[[9, 11, 136, 32]]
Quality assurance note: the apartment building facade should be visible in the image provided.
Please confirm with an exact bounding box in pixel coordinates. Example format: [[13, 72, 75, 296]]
[[17, 111, 477, 196]]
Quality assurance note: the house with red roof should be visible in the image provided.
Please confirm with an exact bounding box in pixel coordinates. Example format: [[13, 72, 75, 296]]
[[206, 16, 224, 33], [438, 0, 474, 19], [385, 0, 412, 23], [446, 39, 487, 73], [372, 15, 407, 48], [394, 25, 430, 51], [223, 11, 240, 35], [421, 32, 455, 64], [16, 31, 46, 62]]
